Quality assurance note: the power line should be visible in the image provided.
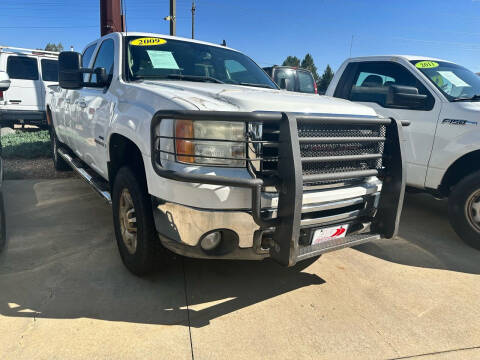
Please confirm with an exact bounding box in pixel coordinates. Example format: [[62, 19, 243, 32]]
[[0, 24, 96, 29]]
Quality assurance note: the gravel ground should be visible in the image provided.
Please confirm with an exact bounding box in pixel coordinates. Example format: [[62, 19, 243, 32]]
[[3, 158, 76, 180]]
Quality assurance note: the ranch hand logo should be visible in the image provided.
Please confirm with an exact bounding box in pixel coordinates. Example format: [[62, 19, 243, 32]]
[[330, 227, 346, 237]]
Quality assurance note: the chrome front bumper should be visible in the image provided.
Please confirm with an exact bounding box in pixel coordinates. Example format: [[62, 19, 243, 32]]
[[152, 179, 383, 261]]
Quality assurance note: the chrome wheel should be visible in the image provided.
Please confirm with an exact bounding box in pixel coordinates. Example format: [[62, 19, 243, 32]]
[[119, 188, 138, 254], [465, 189, 480, 233]]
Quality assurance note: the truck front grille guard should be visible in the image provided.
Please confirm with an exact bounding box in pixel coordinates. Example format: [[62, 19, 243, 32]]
[[150, 110, 408, 266]]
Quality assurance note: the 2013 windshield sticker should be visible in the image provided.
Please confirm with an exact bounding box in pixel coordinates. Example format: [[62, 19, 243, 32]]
[[416, 61, 439, 69], [442, 119, 477, 126], [130, 37, 167, 46]]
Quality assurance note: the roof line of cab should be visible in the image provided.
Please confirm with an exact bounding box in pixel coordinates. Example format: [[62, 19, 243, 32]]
[[83, 31, 239, 53], [346, 55, 454, 64]]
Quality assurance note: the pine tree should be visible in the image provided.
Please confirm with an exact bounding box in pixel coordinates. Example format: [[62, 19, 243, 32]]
[[318, 65, 334, 93], [282, 56, 301, 67], [300, 54, 319, 81]]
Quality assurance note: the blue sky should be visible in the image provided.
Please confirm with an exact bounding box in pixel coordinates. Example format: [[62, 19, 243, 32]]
[[1, 0, 480, 73]]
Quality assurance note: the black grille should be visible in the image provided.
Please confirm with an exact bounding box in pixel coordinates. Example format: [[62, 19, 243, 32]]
[[255, 121, 386, 185]]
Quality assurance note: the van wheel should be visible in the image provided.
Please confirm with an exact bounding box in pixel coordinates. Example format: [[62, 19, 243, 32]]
[[448, 171, 480, 250], [112, 166, 165, 276], [50, 129, 71, 171]]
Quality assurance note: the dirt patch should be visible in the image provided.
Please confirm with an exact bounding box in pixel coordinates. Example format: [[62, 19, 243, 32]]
[[3, 158, 76, 180]]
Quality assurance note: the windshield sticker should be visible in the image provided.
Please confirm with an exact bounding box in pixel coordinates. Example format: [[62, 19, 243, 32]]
[[146, 50, 179, 69], [431, 74, 444, 87], [415, 61, 439, 69], [437, 71, 470, 87], [130, 37, 167, 46]]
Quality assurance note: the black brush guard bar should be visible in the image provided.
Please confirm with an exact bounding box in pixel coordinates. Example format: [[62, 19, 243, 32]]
[[150, 110, 407, 266]]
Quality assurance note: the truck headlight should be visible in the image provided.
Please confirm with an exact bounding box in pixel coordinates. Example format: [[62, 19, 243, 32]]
[[175, 120, 246, 167]]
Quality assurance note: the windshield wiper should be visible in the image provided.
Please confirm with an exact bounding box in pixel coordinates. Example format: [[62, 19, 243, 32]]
[[452, 94, 480, 102], [166, 74, 224, 84], [237, 82, 275, 89]]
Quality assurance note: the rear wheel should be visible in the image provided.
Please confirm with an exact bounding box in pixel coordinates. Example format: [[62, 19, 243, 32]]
[[448, 171, 480, 249], [112, 166, 166, 276], [50, 129, 71, 171]]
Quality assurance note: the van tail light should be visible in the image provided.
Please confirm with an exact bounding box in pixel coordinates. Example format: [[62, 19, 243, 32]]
[[314, 81, 318, 94], [0, 91, 3, 101]]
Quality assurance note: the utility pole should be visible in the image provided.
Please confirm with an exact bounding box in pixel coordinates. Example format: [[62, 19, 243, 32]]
[[191, 0, 196, 39], [100, 0, 125, 36], [170, 0, 176, 36]]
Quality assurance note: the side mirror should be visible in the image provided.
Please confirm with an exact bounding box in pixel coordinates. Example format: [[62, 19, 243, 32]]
[[0, 71, 10, 92], [279, 78, 291, 90], [387, 85, 427, 109], [58, 51, 83, 89], [93, 67, 107, 87]]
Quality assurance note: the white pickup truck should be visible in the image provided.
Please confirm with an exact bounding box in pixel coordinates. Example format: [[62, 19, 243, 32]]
[[327, 56, 480, 249], [46, 32, 406, 276]]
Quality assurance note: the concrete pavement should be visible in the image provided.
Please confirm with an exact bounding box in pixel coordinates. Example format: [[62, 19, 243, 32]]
[[0, 179, 479, 359]]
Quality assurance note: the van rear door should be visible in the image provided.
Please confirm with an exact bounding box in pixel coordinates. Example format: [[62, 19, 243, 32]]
[[4, 55, 42, 111], [40, 58, 58, 86], [40, 58, 59, 111]]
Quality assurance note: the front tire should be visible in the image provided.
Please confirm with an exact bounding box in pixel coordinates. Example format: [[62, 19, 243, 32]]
[[112, 166, 165, 276], [50, 129, 71, 171], [448, 171, 480, 249]]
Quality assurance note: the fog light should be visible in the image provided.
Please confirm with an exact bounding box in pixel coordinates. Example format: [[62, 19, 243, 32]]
[[200, 231, 222, 251]]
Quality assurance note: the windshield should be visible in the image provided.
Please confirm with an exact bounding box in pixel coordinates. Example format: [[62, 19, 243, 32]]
[[297, 70, 315, 93], [411, 60, 480, 101], [273, 68, 295, 91], [126, 36, 277, 88]]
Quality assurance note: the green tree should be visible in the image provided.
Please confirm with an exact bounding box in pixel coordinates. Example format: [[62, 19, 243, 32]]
[[282, 56, 300, 67], [44, 42, 64, 52], [300, 53, 319, 81], [317, 64, 334, 93]]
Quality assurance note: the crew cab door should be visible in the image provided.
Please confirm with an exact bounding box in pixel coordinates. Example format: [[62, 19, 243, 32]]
[[334, 61, 441, 188], [74, 38, 115, 178]]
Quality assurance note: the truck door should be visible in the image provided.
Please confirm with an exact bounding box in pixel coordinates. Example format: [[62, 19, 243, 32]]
[[4, 55, 42, 112], [337, 61, 441, 188], [75, 39, 115, 178]]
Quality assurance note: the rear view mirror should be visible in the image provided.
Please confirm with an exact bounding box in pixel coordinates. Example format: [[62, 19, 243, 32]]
[[0, 71, 10, 92], [387, 85, 427, 109], [58, 51, 83, 89], [94, 67, 107, 87]]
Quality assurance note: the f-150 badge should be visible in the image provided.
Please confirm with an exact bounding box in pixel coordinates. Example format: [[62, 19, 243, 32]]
[[442, 119, 477, 126]]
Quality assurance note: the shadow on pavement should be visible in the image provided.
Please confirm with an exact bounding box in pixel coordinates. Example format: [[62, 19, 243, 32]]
[[0, 179, 323, 327], [355, 192, 480, 275]]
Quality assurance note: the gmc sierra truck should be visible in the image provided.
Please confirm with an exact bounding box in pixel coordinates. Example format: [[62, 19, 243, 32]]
[[327, 56, 480, 249], [46, 32, 406, 276]]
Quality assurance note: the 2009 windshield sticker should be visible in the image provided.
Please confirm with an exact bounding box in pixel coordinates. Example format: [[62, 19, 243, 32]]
[[415, 61, 439, 69], [130, 37, 167, 46]]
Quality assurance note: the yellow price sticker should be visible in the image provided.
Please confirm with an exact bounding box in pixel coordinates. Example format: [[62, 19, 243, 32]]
[[130, 37, 167, 46], [415, 61, 439, 69]]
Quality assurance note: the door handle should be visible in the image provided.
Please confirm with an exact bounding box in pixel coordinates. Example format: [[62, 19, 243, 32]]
[[78, 101, 87, 109]]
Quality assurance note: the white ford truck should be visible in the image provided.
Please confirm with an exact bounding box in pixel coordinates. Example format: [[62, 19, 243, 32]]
[[46, 32, 406, 276], [326, 56, 480, 249]]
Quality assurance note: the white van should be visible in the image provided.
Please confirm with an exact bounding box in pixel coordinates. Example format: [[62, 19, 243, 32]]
[[0, 46, 58, 128]]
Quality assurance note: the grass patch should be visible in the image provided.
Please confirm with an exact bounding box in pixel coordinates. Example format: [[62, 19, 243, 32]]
[[1, 130, 51, 159]]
